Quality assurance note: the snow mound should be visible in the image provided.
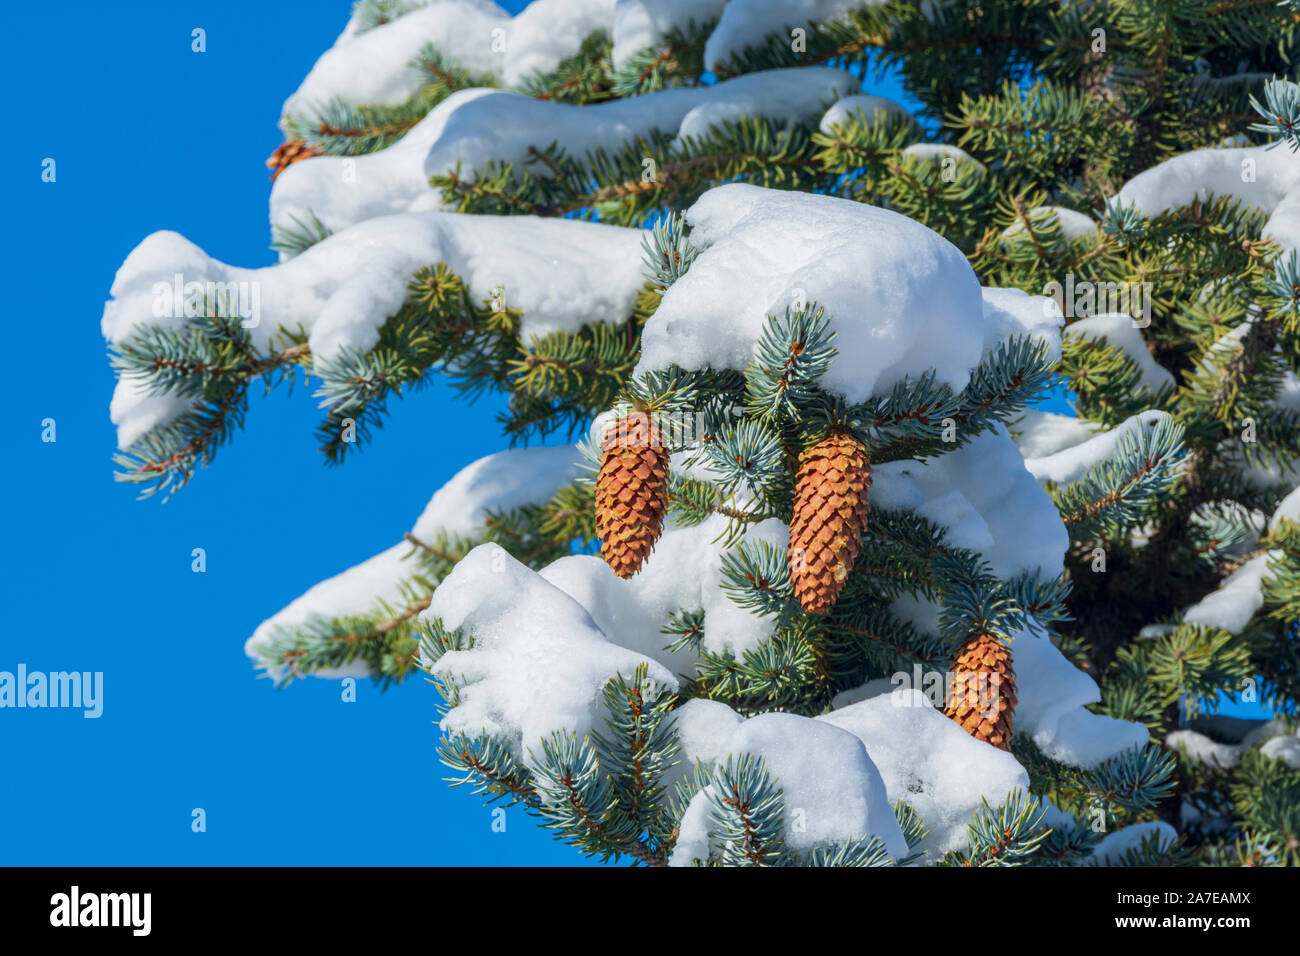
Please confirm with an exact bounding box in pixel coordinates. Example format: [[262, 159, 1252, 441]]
[[282, 2, 509, 120], [980, 286, 1065, 362], [1260, 735, 1300, 769], [636, 184, 986, 404], [1113, 143, 1300, 253], [669, 710, 908, 864], [103, 212, 644, 449], [504, 0, 619, 86], [1001, 205, 1096, 242], [703, 0, 885, 73], [281, 0, 620, 121], [1012, 626, 1150, 766], [272, 68, 856, 237], [819, 93, 912, 133], [669, 698, 746, 780], [541, 511, 789, 664], [411, 444, 585, 539], [873, 428, 1069, 580], [1064, 314, 1175, 394], [1092, 821, 1178, 864], [245, 446, 584, 679], [1167, 721, 1300, 770], [1165, 729, 1244, 769], [425, 542, 679, 757], [1270, 485, 1300, 532], [1023, 410, 1172, 486], [1183, 553, 1275, 635], [1012, 411, 1100, 460], [902, 142, 986, 170], [821, 686, 1029, 860], [611, 0, 729, 70]]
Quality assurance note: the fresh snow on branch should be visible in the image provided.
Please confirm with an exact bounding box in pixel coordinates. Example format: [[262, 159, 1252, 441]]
[[873, 429, 1067, 581], [703, 0, 882, 72], [1092, 821, 1178, 864], [246, 445, 584, 681], [426, 542, 680, 753], [818, 93, 912, 133], [669, 711, 908, 865], [271, 67, 858, 237], [283, 0, 618, 119], [611, 0, 728, 70], [102, 212, 644, 448], [635, 184, 990, 403], [820, 687, 1030, 860], [1064, 315, 1175, 395], [1023, 410, 1173, 486], [1011, 411, 1101, 461], [1112, 143, 1300, 252]]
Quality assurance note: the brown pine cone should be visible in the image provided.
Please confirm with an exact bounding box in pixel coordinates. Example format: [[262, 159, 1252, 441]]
[[943, 633, 1017, 750], [787, 433, 872, 614], [595, 412, 668, 579]]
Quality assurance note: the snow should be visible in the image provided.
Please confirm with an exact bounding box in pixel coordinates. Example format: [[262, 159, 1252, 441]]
[[1064, 314, 1175, 394], [1002, 205, 1096, 243], [1271, 485, 1300, 532], [1167, 720, 1300, 770], [411, 444, 585, 539], [980, 286, 1065, 363], [669, 790, 715, 864], [672, 69, 856, 143], [500, 0, 618, 86], [668, 698, 745, 784], [821, 686, 1030, 860], [1012, 411, 1099, 460], [271, 67, 856, 238], [1113, 143, 1300, 253], [612, 0, 730, 70], [901, 142, 986, 170], [245, 446, 584, 679], [1260, 735, 1300, 769], [1011, 625, 1150, 766], [1165, 729, 1242, 768], [1023, 410, 1173, 486], [541, 512, 789, 663], [668, 710, 908, 864], [1092, 821, 1177, 864], [819, 94, 912, 133], [1182, 552, 1275, 635], [636, 184, 986, 404], [246, 543, 415, 683], [850, 603, 1146, 769], [280, 0, 622, 121], [103, 212, 645, 449], [703, 0, 884, 73], [873, 427, 1069, 580], [1043, 206, 1096, 240], [425, 543, 679, 757], [282, 2, 511, 120]]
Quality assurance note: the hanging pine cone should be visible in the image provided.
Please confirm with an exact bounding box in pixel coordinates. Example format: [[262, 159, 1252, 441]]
[[266, 139, 323, 181], [787, 432, 871, 614], [943, 633, 1017, 750], [595, 412, 668, 579]]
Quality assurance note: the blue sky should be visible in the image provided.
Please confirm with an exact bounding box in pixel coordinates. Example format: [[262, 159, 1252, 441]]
[[2, 1, 1266, 866], [3, 0, 599, 866]]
